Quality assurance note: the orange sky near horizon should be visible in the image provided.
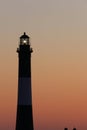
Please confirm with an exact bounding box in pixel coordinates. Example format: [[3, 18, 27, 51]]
[[0, 0, 87, 130]]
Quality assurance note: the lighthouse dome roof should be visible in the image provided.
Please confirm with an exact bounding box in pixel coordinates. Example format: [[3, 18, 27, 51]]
[[20, 32, 29, 39]]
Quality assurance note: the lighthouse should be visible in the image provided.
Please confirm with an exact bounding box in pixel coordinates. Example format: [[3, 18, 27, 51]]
[[16, 32, 34, 130]]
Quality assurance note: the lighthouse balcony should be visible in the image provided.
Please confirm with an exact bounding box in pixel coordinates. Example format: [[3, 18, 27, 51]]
[[17, 48, 20, 52]]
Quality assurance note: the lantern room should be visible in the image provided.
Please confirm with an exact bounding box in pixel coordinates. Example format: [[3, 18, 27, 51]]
[[20, 32, 30, 45]]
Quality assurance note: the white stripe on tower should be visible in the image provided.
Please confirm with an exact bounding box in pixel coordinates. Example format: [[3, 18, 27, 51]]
[[18, 78, 32, 105]]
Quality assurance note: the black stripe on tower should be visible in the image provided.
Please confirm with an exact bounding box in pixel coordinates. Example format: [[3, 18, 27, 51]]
[[16, 106, 33, 130], [19, 45, 31, 77]]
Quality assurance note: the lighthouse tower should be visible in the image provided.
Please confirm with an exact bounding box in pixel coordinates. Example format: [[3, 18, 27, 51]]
[[16, 32, 34, 130]]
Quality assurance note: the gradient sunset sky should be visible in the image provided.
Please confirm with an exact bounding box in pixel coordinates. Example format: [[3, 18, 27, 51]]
[[0, 0, 87, 130]]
